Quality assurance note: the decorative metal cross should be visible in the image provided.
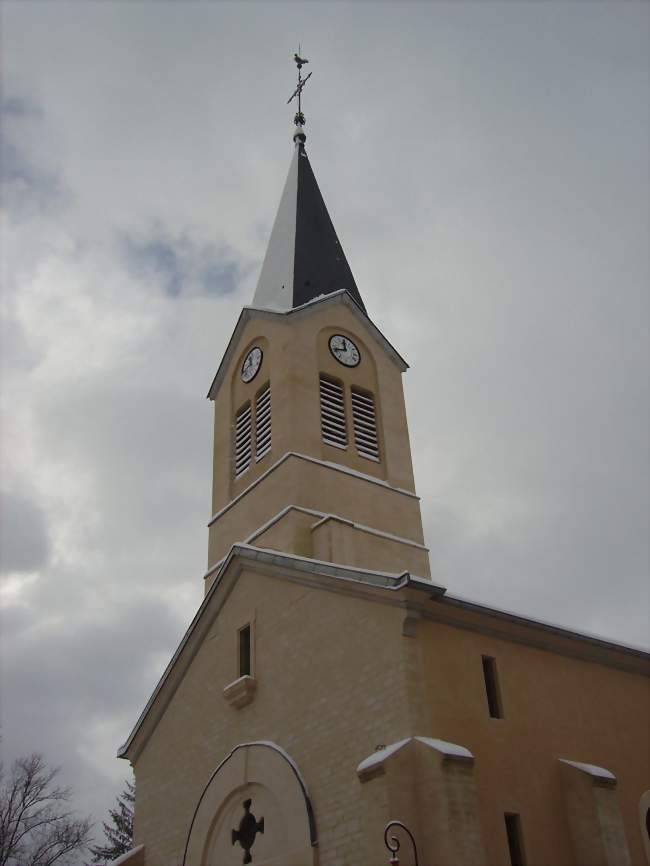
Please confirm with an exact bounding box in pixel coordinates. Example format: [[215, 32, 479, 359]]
[[286, 46, 312, 128], [231, 799, 264, 864]]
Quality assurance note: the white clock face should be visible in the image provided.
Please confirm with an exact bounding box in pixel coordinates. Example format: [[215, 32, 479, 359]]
[[241, 346, 263, 383], [329, 334, 360, 367]]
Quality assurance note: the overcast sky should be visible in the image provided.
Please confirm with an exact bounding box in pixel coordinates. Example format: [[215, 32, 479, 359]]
[[1, 0, 648, 844]]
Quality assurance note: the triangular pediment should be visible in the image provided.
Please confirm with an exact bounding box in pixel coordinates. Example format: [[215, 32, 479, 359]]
[[117, 546, 434, 763]]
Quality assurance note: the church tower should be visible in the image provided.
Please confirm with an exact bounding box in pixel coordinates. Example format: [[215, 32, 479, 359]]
[[205, 118, 430, 589], [119, 59, 650, 866]]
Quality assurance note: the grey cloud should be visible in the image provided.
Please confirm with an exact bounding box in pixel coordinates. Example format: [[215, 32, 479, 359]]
[[1, 592, 182, 827], [1, 94, 69, 218], [119, 227, 241, 298], [3, 594, 182, 712], [0, 0, 647, 842], [1, 95, 40, 117], [0, 491, 51, 574]]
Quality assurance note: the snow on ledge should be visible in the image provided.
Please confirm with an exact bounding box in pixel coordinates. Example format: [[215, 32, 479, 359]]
[[357, 738, 411, 774], [559, 759, 617, 782], [415, 736, 474, 760], [357, 736, 473, 776], [109, 845, 144, 866]]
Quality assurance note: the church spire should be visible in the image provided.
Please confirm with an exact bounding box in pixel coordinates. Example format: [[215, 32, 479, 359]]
[[252, 54, 366, 314]]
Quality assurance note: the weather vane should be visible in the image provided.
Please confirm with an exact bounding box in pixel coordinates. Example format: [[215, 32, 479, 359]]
[[287, 46, 312, 129]]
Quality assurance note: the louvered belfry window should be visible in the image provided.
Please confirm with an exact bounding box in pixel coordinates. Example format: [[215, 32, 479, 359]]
[[320, 375, 348, 449], [255, 384, 272, 462], [351, 387, 380, 461], [234, 402, 252, 478]]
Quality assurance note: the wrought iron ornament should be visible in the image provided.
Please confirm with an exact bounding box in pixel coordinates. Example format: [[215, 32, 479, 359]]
[[232, 799, 264, 864], [287, 46, 312, 128], [384, 821, 419, 866]]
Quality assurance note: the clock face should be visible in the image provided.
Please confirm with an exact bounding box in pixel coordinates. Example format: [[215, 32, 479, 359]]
[[329, 334, 360, 367], [241, 346, 263, 383]]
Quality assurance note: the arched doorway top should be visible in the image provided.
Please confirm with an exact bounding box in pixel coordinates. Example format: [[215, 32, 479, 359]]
[[183, 741, 317, 866]]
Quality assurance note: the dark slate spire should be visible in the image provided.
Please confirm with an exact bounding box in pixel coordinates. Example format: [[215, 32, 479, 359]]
[[253, 137, 366, 313]]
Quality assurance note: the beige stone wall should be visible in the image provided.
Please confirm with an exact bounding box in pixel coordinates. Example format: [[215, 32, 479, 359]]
[[206, 453, 426, 576], [639, 790, 650, 864], [209, 300, 422, 565], [358, 738, 487, 866], [133, 568, 416, 866], [310, 515, 430, 577], [559, 761, 631, 866], [415, 612, 650, 866], [131, 295, 649, 866], [183, 743, 316, 866], [206, 503, 431, 591], [131, 562, 649, 866]]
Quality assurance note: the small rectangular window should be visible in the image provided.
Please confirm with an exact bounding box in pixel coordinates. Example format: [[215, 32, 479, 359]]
[[504, 813, 526, 866], [234, 403, 252, 478], [351, 387, 380, 461], [238, 625, 251, 677], [482, 655, 503, 719], [320, 375, 347, 449]]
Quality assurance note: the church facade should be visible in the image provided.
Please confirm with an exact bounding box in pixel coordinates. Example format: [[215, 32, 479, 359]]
[[117, 116, 650, 866]]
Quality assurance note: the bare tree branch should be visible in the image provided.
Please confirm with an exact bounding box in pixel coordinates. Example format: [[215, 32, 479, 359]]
[[0, 754, 92, 866]]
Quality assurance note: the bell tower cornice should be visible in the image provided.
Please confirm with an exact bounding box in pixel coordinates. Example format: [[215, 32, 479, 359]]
[[207, 290, 407, 402]]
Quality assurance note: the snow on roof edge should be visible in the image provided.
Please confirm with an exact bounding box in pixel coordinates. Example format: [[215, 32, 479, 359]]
[[357, 736, 473, 775], [559, 759, 616, 782], [442, 591, 650, 657]]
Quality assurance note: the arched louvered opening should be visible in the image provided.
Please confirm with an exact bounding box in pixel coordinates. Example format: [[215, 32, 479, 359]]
[[320, 375, 347, 450], [234, 402, 252, 478], [255, 383, 272, 462], [351, 387, 380, 461]]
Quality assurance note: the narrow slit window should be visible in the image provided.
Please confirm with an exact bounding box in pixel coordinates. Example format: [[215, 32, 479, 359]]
[[351, 387, 380, 461], [255, 383, 272, 462], [320, 375, 347, 449], [238, 625, 251, 677], [504, 813, 526, 866], [234, 403, 252, 478], [482, 655, 503, 719]]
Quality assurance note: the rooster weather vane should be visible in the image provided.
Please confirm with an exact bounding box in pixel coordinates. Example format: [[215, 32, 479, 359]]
[[287, 47, 312, 130]]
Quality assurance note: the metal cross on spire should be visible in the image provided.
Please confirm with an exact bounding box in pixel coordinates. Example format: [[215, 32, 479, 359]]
[[286, 46, 312, 130]]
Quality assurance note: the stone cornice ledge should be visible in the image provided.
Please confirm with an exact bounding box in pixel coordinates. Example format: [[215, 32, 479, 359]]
[[223, 675, 257, 709], [204, 504, 430, 580], [208, 451, 419, 527], [357, 736, 474, 781], [558, 759, 616, 785]]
